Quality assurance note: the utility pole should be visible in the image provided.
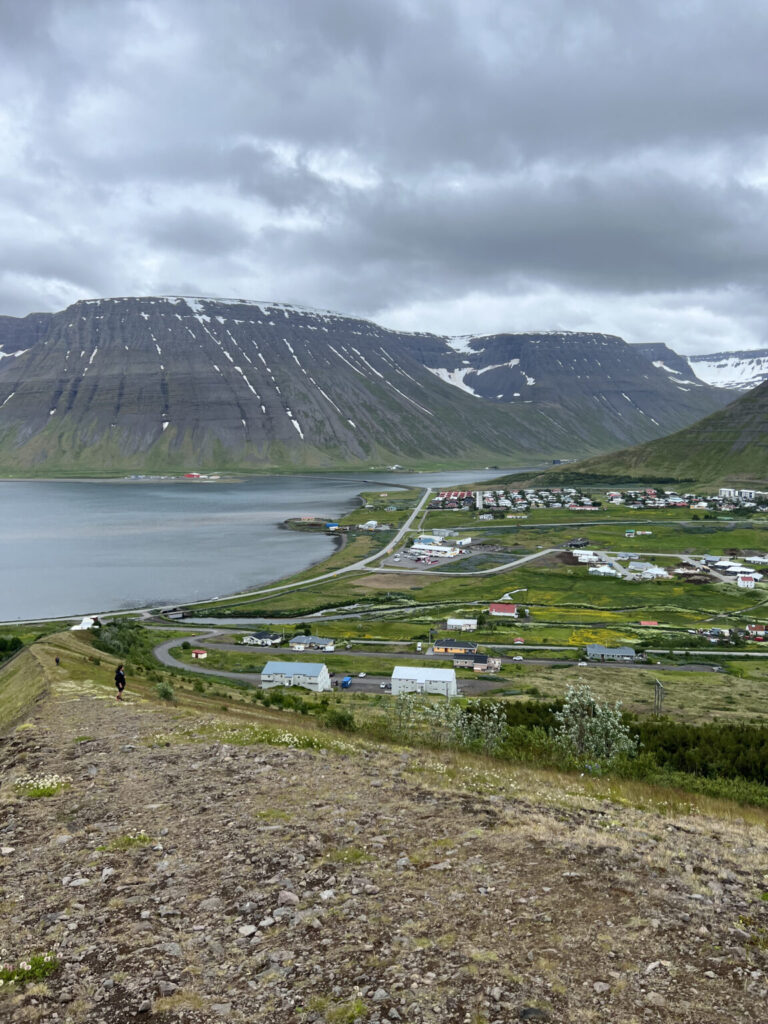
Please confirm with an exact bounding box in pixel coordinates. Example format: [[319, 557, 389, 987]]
[[654, 678, 665, 716]]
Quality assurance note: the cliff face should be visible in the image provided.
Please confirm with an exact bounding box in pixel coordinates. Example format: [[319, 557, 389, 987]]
[[0, 296, 732, 473]]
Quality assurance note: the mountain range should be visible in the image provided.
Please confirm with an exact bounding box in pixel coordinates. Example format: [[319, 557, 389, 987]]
[[0, 295, 747, 474]]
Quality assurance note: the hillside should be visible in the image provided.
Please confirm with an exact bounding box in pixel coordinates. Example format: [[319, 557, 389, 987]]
[[2, 633, 768, 1023], [0, 296, 731, 474], [531, 380, 768, 487]]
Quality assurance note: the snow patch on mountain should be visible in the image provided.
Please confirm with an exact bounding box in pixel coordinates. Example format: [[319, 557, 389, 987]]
[[426, 366, 479, 396], [475, 359, 520, 375], [688, 350, 768, 390]]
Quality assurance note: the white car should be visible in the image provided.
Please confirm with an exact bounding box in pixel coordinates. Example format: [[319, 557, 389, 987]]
[[578, 661, 588, 666], [358, 672, 367, 678], [379, 682, 387, 689], [512, 655, 524, 662]]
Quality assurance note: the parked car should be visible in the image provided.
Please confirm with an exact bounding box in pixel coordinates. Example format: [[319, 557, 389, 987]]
[[512, 655, 524, 662], [379, 682, 387, 689], [578, 661, 587, 666], [358, 672, 367, 678]]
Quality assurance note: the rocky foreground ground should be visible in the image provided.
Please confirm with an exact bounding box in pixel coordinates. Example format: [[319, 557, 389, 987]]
[[2, 673, 768, 1024]]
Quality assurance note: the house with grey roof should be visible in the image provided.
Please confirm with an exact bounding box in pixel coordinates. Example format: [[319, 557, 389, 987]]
[[586, 644, 637, 662], [261, 661, 331, 691], [390, 665, 457, 696]]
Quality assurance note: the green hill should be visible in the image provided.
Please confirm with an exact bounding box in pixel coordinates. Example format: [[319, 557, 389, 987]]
[[532, 379, 768, 487]]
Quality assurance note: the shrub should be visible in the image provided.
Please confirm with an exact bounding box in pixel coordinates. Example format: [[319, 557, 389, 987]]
[[324, 708, 356, 732], [552, 684, 638, 768], [156, 680, 175, 701], [181, 641, 191, 650], [93, 619, 154, 667]]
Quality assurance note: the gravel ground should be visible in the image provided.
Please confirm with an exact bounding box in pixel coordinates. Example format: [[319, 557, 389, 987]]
[[2, 676, 768, 1023]]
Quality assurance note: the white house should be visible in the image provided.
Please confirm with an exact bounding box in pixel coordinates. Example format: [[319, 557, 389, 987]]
[[261, 661, 331, 691], [738, 575, 756, 589], [242, 632, 282, 646], [71, 616, 98, 631], [447, 617, 478, 632], [641, 567, 669, 580], [289, 634, 335, 652], [589, 565, 620, 577], [390, 666, 457, 697]]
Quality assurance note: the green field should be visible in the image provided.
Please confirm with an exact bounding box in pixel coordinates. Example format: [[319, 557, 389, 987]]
[[182, 483, 768, 657], [170, 645, 469, 678]]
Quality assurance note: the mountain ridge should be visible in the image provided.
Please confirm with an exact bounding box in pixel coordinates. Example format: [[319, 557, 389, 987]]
[[0, 295, 734, 474], [529, 380, 768, 487]]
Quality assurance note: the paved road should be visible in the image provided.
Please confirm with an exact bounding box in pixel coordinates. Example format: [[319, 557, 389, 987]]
[[152, 631, 731, 693], [366, 546, 562, 577]]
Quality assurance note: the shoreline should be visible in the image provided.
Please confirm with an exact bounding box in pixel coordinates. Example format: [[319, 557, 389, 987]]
[[0, 463, 539, 486], [0, 467, 532, 624]]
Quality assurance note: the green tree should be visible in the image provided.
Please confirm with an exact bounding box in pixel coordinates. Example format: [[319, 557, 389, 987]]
[[552, 685, 638, 767]]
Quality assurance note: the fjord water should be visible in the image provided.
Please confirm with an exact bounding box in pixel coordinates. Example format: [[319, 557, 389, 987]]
[[0, 469, 520, 621]]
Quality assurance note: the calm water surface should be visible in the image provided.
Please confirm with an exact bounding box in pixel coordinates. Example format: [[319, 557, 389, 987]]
[[1, 468, 528, 620]]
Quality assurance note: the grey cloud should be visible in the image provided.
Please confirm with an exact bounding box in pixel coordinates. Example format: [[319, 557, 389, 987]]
[[147, 209, 252, 256], [2, 0, 768, 351]]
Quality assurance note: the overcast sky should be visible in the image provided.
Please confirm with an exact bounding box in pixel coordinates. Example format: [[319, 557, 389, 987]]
[[2, 0, 768, 353]]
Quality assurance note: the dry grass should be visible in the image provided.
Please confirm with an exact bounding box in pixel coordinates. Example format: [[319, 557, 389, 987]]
[[0, 648, 49, 734]]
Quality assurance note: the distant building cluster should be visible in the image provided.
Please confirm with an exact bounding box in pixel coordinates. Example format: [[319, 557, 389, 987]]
[[427, 486, 600, 515], [475, 487, 598, 514], [603, 487, 768, 511]]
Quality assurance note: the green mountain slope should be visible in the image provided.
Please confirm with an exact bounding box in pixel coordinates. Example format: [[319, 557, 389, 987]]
[[532, 380, 768, 487]]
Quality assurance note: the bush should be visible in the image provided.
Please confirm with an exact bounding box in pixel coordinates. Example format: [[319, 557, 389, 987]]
[[181, 641, 192, 650], [324, 708, 356, 732], [552, 685, 638, 768], [93, 620, 154, 667], [156, 680, 175, 701]]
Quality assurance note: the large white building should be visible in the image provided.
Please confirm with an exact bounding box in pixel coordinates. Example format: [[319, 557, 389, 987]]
[[261, 661, 331, 691], [447, 617, 477, 631], [390, 666, 458, 696], [410, 542, 462, 558]]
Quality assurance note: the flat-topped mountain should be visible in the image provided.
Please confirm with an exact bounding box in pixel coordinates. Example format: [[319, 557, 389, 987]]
[[533, 379, 768, 486], [0, 296, 733, 473], [632, 342, 768, 392], [688, 348, 768, 391]]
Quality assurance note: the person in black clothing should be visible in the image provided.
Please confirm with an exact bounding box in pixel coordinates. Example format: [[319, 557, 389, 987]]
[[115, 663, 126, 701]]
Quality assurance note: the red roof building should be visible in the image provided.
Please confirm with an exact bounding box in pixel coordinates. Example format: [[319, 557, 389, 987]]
[[489, 603, 518, 617]]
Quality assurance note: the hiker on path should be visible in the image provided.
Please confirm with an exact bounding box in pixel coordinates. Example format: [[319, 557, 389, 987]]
[[55, 656, 60, 666], [115, 663, 126, 701]]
